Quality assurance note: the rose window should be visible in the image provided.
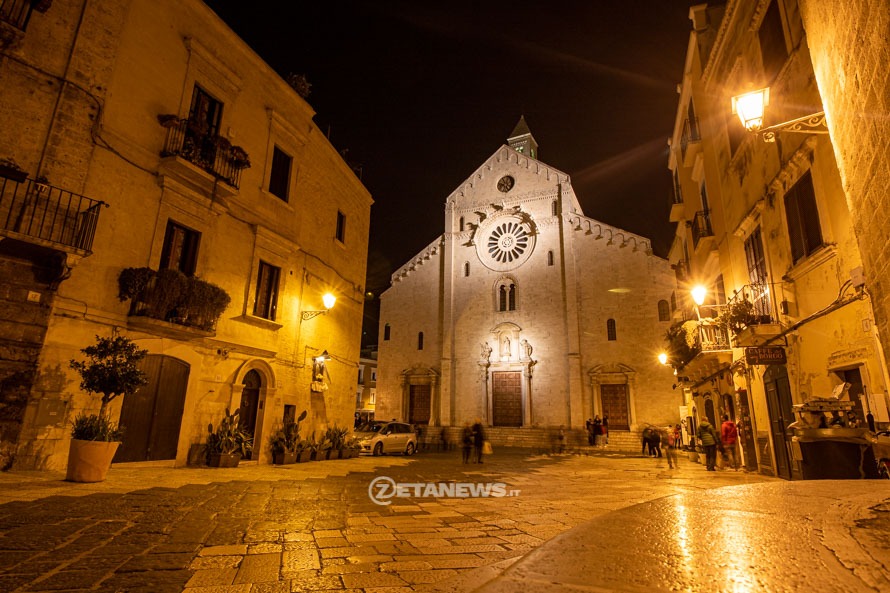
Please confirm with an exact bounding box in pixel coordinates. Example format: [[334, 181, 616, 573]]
[[487, 221, 529, 263]]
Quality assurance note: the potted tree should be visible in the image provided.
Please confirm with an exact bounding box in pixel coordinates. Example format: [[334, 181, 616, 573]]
[[67, 333, 148, 482], [206, 408, 252, 467]]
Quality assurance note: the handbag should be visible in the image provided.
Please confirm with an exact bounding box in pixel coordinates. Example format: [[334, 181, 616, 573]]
[[482, 441, 493, 455]]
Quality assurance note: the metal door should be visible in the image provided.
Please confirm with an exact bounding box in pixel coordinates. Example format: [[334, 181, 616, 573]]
[[492, 371, 522, 426], [114, 355, 189, 462]]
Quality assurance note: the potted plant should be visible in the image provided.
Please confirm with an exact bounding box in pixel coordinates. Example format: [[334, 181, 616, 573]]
[[345, 436, 362, 459], [67, 333, 148, 482], [295, 438, 312, 463], [206, 408, 252, 467], [269, 410, 307, 465]]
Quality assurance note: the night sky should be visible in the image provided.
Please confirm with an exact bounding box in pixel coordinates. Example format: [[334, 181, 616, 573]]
[[202, 0, 699, 346]]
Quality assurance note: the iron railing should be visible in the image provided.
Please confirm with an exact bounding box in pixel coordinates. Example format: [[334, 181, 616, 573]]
[[0, 0, 35, 30], [691, 210, 714, 247], [0, 176, 105, 253], [680, 116, 701, 161], [727, 282, 777, 324], [697, 319, 731, 352], [160, 117, 249, 189]]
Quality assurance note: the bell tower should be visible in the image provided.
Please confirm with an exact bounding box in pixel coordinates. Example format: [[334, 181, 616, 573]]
[[507, 115, 539, 160]]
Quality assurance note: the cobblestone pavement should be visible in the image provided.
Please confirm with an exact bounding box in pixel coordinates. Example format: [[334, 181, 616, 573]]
[[0, 449, 773, 593]]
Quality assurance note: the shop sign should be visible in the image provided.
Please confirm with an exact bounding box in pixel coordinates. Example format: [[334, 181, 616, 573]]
[[745, 346, 786, 365]]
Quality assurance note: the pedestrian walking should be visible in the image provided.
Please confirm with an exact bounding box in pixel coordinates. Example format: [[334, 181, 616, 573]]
[[650, 428, 662, 458], [593, 415, 603, 447], [697, 418, 720, 471], [460, 422, 473, 463], [721, 414, 740, 470], [557, 425, 566, 454], [664, 426, 678, 469], [602, 416, 609, 446], [585, 418, 595, 445], [471, 419, 486, 463]]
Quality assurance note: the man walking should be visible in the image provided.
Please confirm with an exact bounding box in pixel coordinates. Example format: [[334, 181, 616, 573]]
[[697, 418, 720, 471], [721, 414, 740, 470]]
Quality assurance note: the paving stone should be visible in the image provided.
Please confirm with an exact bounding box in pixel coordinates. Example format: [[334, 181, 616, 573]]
[[202, 545, 250, 556], [379, 560, 433, 572], [320, 562, 379, 574], [180, 585, 251, 593], [185, 568, 239, 588], [118, 551, 195, 572], [314, 537, 349, 548], [190, 555, 243, 570], [248, 542, 284, 554], [286, 571, 343, 591], [282, 549, 321, 572], [340, 572, 407, 589], [233, 552, 281, 584], [397, 568, 459, 584]]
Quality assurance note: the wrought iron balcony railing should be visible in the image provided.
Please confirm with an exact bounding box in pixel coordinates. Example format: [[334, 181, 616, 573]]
[[696, 319, 731, 352], [0, 176, 105, 254], [691, 210, 714, 248], [159, 116, 250, 189], [680, 117, 701, 161], [727, 282, 776, 324], [0, 0, 38, 31]]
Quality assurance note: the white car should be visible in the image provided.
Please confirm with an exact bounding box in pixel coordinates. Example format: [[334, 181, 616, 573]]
[[356, 421, 417, 456]]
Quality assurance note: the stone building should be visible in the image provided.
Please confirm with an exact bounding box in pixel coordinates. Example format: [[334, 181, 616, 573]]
[[665, 1, 889, 479], [355, 351, 377, 427], [0, 0, 371, 470], [375, 119, 677, 448]]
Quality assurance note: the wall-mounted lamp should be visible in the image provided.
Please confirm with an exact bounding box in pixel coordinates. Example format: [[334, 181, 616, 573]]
[[731, 87, 828, 143], [301, 292, 336, 320], [657, 352, 668, 365]]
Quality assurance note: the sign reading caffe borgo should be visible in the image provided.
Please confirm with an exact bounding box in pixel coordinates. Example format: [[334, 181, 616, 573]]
[[745, 346, 787, 365]]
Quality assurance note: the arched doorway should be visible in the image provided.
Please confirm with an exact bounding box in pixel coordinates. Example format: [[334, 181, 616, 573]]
[[239, 370, 261, 459], [114, 355, 189, 462]]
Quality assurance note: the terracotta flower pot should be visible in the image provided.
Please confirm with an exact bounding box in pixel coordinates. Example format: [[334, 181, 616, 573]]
[[208, 452, 241, 468], [66, 439, 120, 483]]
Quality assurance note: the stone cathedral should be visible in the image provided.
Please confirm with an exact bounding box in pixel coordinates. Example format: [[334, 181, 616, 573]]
[[375, 118, 678, 445]]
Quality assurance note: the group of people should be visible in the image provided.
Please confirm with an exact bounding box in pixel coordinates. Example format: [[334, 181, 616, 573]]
[[585, 415, 609, 447], [639, 415, 740, 472], [460, 419, 488, 463]]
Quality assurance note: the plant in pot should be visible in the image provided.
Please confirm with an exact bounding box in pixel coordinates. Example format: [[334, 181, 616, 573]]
[[206, 408, 253, 467], [345, 436, 362, 459], [269, 410, 307, 465], [325, 425, 349, 459], [67, 333, 148, 482]]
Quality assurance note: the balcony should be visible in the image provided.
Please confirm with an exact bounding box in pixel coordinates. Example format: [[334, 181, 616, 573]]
[[725, 283, 784, 347], [0, 0, 51, 49], [669, 189, 684, 223], [158, 116, 250, 196], [665, 315, 732, 383], [0, 175, 105, 256], [691, 210, 714, 249], [680, 117, 701, 167]]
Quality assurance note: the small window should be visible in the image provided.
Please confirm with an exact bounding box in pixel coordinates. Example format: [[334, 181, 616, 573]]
[[417, 332, 424, 350], [384, 323, 391, 341], [552, 201, 558, 216], [369, 388, 376, 405], [759, 0, 788, 82], [784, 171, 823, 263], [607, 319, 617, 341], [269, 145, 292, 201], [459, 217, 465, 231], [657, 300, 670, 321], [464, 262, 470, 277], [371, 370, 376, 382], [547, 251, 554, 266], [336, 211, 346, 243], [160, 220, 200, 276], [253, 261, 281, 320]]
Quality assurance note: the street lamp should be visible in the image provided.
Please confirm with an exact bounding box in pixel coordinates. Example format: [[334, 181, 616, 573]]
[[301, 292, 336, 320], [658, 352, 668, 365], [731, 87, 828, 143], [691, 285, 707, 307]]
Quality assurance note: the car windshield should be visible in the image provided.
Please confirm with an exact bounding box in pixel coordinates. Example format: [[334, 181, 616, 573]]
[[357, 422, 385, 433]]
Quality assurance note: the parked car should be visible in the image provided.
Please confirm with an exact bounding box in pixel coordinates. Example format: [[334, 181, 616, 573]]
[[355, 421, 417, 456]]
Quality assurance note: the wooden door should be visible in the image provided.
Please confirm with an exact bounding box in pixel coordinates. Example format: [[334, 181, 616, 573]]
[[408, 384, 431, 425], [492, 371, 522, 427], [239, 370, 261, 460], [114, 355, 189, 462], [764, 365, 798, 480], [600, 384, 629, 430]]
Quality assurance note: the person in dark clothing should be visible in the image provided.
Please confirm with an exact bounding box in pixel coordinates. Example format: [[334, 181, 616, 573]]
[[650, 429, 662, 458], [460, 422, 473, 463], [471, 419, 485, 463], [698, 419, 720, 471]]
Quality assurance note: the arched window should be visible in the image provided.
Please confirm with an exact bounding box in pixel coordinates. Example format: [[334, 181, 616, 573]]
[[607, 319, 617, 341], [459, 216, 465, 232], [657, 300, 670, 321], [547, 250, 554, 266], [383, 323, 391, 341], [552, 200, 558, 216], [496, 279, 516, 312], [417, 332, 424, 350], [464, 262, 470, 277]]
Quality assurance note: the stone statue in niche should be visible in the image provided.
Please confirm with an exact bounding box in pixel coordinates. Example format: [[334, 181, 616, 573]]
[[500, 335, 511, 358], [481, 342, 492, 361]]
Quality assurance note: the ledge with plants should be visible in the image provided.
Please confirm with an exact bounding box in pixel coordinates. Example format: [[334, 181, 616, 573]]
[[663, 320, 701, 370], [118, 267, 231, 333]]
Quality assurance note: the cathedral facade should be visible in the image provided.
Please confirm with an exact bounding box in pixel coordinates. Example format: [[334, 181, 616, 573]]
[[375, 120, 678, 444]]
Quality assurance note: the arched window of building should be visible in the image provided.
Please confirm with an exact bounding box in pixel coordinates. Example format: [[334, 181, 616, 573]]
[[383, 323, 391, 341], [464, 262, 470, 277], [552, 200, 558, 216], [607, 319, 617, 341], [547, 250, 554, 266], [496, 279, 516, 312], [459, 216, 465, 232], [657, 300, 670, 321], [417, 332, 424, 350]]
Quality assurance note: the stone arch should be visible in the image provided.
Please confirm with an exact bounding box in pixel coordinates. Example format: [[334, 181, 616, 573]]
[[399, 365, 441, 426], [490, 322, 521, 362], [587, 363, 637, 430], [231, 358, 278, 463], [493, 274, 519, 312]]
